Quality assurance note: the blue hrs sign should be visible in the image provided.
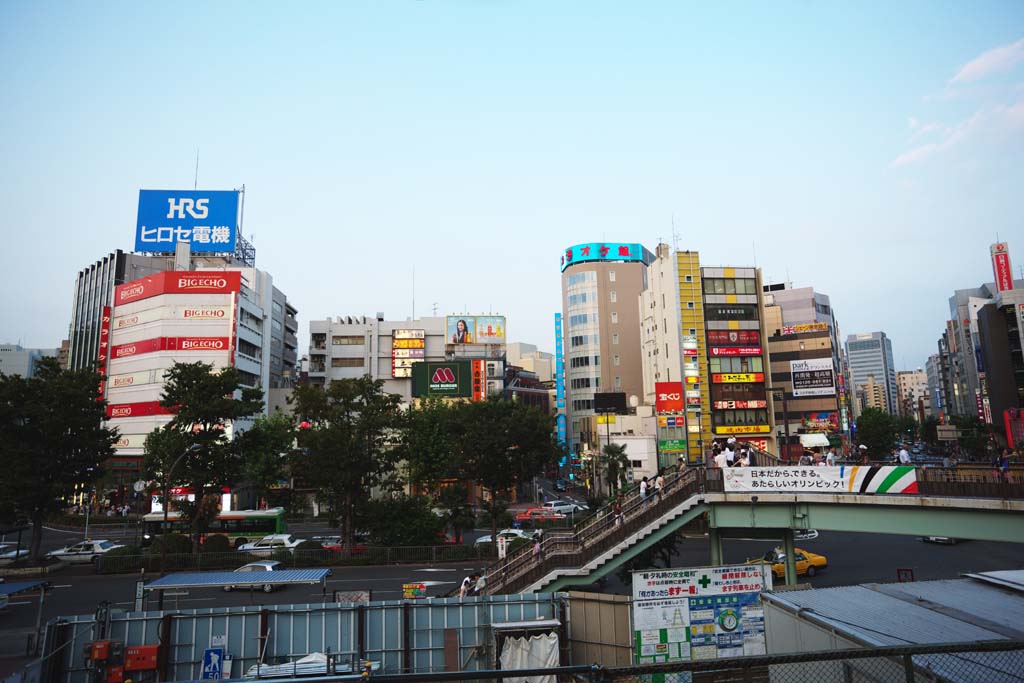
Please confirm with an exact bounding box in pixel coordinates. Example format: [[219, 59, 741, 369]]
[[135, 190, 239, 253]]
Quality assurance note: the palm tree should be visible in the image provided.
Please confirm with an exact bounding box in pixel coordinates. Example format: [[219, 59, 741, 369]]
[[602, 443, 630, 495]]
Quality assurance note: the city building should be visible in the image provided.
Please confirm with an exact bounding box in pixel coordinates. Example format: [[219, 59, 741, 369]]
[[925, 354, 945, 420], [763, 283, 849, 457], [560, 242, 655, 455], [846, 332, 897, 414], [976, 243, 1023, 444], [0, 344, 59, 378], [506, 342, 555, 383], [308, 314, 507, 404], [701, 265, 775, 454], [675, 251, 708, 464], [896, 369, 930, 420], [856, 375, 887, 413]]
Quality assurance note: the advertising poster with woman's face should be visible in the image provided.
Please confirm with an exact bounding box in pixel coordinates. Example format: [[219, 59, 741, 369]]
[[448, 317, 475, 344]]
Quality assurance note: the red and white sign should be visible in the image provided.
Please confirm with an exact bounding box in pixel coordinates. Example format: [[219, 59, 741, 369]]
[[736, 437, 769, 451], [97, 306, 112, 400], [707, 330, 760, 346], [113, 304, 232, 330], [683, 348, 699, 356], [472, 360, 486, 402], [112, 433, 149, 449], [655, 382, 684, 413], [709, 346, 762, 357], [115, 271, 242, 305], [713, 400, 768, 409], [107, 369, 163, 389], [991, 242, 1014, 293], [111, 337, 232, 359], [106, 401, 173, 419]]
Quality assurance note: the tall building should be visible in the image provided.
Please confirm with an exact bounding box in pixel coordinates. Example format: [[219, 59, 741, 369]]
[[506, 342, 555, 383], [675, 251, 708, 464], [846, 332, 897, 414], [925, 354, 945, 419], [857, 375, 887, 413], [0, 344, 59, 378], [560, 242, 654, 454], [896, 369, 930, 420], [976, 242, 1023, 442], [762, 284, 847, 456]]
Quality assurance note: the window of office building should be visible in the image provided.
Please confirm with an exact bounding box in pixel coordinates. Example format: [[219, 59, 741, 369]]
[[610, 290, 617, 303], [613, 355, 620, 366], [332, 335, 363, 345], [566, 271, 597, 287], [709, 357, 764, 373], [615, 376, 622, 389], [331, 357, 364, 367], [609, 271, 616, 282], [612, 333, 619, 345], [712, 409, 769, 426], [703, 278, 757, 295], [611, 312, 618, 324]]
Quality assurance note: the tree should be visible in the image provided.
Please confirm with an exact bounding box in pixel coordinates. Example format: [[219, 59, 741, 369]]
[[434, 483, 476, 543], [290, 376, 404, 549], [360, 495, 444, 546], [143, 362, 263, 552], [399, 399, 462, 486], [460, 398, 559, 543], [895, 415, 918, 442], [234, 412, 296, 507], [0, 358, 118, 560], [951, 415, 989, 460], [601, 443, 630, 494], [855, 408, 897, 460]]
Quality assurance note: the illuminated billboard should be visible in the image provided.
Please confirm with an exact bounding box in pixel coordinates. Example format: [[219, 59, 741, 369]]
[[411, 361, 472, 398], [446, 316, 506, 344], [560, 242, 652, 272], [135, 190, 239, 253]]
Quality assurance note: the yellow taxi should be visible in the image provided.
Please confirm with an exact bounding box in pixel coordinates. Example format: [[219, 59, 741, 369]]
[[747, 547, 828, 578]]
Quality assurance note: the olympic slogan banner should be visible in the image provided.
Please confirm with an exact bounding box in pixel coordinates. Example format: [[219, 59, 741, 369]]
[[722, 466, 918, 494]]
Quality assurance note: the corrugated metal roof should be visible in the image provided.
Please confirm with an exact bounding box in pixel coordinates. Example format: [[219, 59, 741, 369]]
[[964, 569, 1024, 592], [764, 584, 1008, 647], [0, 580, 46, 596], [146, 569, 330, 590]]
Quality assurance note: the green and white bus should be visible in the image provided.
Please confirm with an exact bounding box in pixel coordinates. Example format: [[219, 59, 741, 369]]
[[142, 508, 287, 548]]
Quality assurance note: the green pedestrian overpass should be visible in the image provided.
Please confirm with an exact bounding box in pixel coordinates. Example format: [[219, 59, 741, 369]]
[[481, 466, 1024, 595]]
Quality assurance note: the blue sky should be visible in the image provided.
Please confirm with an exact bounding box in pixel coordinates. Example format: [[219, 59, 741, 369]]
[[1, 1, 1022, 370]]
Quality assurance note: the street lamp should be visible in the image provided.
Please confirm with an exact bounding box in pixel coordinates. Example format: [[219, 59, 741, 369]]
[[160, 444, 202, 576]]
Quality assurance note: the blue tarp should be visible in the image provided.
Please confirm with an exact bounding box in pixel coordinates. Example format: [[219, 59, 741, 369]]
[[0, 580, 46, 596], [145, 569, 331, 590]]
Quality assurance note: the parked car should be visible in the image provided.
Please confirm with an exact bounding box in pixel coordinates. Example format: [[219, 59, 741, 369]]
[[515, 508, 567, 526], [922, 536, 959, 545], [311, 535, 367, 555], [224, 560, 283, 593], [794, 529, 819, 541], [46, 540, 125, 564], [747, 547, 828, 578], [474, 529, 537, 546], [236, 534, 303, 555], [554, 479, 568, 492], [541, 500, 587, 515], [0, 544, 30, 566]]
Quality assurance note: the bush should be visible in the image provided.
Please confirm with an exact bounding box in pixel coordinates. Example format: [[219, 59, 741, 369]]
[[478, 510, 514, 530], [105, 544, 141, 557], [362, 495, 445, 546], [146, 534, 192, 555], [201, 534, 232, 554]]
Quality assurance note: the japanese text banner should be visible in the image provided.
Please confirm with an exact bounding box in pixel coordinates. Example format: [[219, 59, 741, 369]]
[[722, 466, 918, 494]]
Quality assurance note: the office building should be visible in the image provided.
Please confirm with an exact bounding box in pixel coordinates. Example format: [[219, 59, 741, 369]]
[[763, 283, 850, 455], [856, 375, 887, 413], [506, 342, 555, 383], [925, 354, 945, 419], [896, 369, 930, 420], [560, 242, 654, 455], [976, 244, 1023, 443], [846, 332, 897, 414], [0, 344, 59, 378]]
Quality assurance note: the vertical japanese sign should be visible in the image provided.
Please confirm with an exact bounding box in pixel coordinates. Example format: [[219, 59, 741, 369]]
[[991, 242, 1014, 293], [555, 313, 566, 445], [97, 306, 112, 400], [632, 565, 772, 670]]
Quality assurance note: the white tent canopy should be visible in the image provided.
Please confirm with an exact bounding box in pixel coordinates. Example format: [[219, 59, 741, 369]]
[[799, 433, 830, 448]]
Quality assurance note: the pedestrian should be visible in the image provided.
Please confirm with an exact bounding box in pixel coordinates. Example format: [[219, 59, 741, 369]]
[[613, 497, 623, 526], [995, 448, 1011, 483], [713, 448, 729, 469], [724, 439, 737, 466], [858, 444, 870, 465], [825, 446, 836, 466], [677, 457, 687, 475], [639, 477, 649, 504], [799, 451, 813, 466], [459, 574, 472, 598], [474, 572, 487, 596], [736, 451, 749, 467], [532, 539, 543, 562], [654, 471, 665, 502], [898, 447, 911, 465]]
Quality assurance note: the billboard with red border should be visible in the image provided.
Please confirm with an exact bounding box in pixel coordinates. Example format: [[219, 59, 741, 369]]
[[991, 242, 1014, 293], [707, 330, 760, 346], [655, 382, 684, 413], [111, 337, 232, 359], [709, 346, 762, 357], [106, 401, 173, 419], [115, 271, 241, 306]]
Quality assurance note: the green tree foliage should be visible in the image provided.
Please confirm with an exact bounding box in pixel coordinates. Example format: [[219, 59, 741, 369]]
[[601, 442, 630, 495], [435, 483, 476, 543], [360, 495, 444, 546], [143, 362, 263, 552], [951, 415, 989, 459], [235, 412, 295, 505], [0, 358, 118, 560], [855, 407, 898, 460], [290, 376, 404, 548], [921, 415, 940, 445], [895, 415, 918, 440]]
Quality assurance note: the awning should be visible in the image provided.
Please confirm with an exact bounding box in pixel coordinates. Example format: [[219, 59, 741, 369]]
[[799, 433, 830, 448], [491, 618, 560, 632], [0, 580, 46, 597], [145, 569, 330, 591]]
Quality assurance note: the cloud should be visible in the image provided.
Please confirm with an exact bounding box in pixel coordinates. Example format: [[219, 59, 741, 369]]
[[891, 102, 1024, 166], [950, 37, 1024, 84], [891, 111, 984, 166]]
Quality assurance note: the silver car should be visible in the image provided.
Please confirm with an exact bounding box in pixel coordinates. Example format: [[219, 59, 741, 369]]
[[224, 560, 283, 593], [46, 540, 124, 564]]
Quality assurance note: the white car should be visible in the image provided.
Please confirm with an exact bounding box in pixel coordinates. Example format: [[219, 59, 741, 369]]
[[236, 534, 303, 555], [474, 529, 537, 546], [224, 560, 283, 593], [46, 540, 124, 564], [0, 544, 30, 566], [541, 500, 588, 515]]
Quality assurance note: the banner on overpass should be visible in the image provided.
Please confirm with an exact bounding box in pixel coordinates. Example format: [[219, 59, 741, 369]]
[[722, 466, 918, 494]]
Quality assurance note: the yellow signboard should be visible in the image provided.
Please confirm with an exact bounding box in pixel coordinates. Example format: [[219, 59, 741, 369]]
[[402, 583, 427, 599], [597, 415, 617, 424], [715, 425, 772, 435]]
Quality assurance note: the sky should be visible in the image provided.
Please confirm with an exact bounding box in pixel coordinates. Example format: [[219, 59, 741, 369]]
[[1, 1, 1023, 371]]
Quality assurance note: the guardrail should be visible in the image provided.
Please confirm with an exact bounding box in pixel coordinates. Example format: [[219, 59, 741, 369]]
[[95, 544, 496, 574]]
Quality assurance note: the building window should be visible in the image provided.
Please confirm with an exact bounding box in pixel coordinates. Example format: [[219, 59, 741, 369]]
[[689, 328, 696, 335], [687, 301, 695, 309], [331, 357, 364, 367], [615, 376, 622, 389], [566, 271, 597, 286], [610, 291, 617, 303], [684, 275, 692, 282], [631, 460, 643, 469], [332, 335, 364, 345], [614, 355, 620, 366], [611, 312, 619, 324], [609, 271, 616, 282], [612, 333, 619, 345]]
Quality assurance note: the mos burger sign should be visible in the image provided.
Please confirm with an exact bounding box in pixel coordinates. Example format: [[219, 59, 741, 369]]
[[412, 361, 472, 398]]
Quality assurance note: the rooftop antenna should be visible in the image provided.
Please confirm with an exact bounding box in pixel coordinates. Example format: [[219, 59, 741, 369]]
[[432, 302, 438, 316], [412, 266, 415, 320], [193, 148, 199, 190], [752, 241, 757, 267], [671, 214, 680, 251]]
